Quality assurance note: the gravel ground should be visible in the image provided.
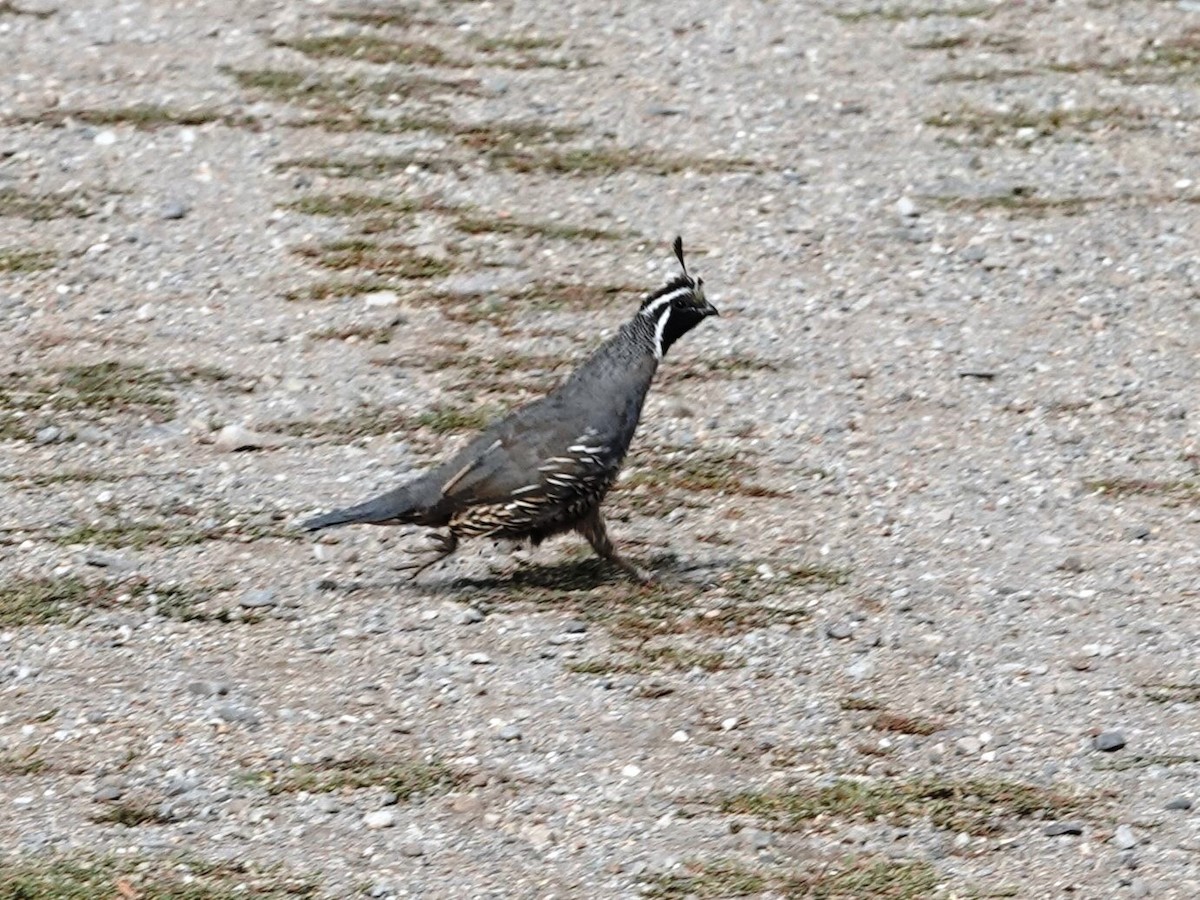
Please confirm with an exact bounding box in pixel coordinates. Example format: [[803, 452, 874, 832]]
[[2, 0, 1199, 897]]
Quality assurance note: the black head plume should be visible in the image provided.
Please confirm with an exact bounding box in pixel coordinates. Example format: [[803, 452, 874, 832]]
[[638, 236, 719, 358]]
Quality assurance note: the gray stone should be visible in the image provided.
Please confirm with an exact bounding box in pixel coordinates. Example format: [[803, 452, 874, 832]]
[[456, 607, 484, 624], [825, 621, 854, 640], [363, 809, 395, 829], [34, 426, 63, 445], [1113, 824, 1138, 850], [497, 724, 522, 741], [315, 796, 340, 814], [955, 736, 983, 756], [1164, 796, 1192, 810], [161, 198, 188, 220], [1093, 731, 1127, 752], [1057, 555, 1085, 573], [93, 784, 123, 801], [1043, 821, 1084, 837], [562, 619, 588, 633], [239, 589, 277, 609], [215, 702, 260, 726], [399, 842, 425, 857]]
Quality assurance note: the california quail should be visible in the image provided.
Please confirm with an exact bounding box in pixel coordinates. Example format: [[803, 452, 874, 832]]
[[302, 237, 718, 582]]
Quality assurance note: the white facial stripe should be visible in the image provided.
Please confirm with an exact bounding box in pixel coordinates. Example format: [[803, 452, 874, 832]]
[[639, 286, 691, 319], [653, 305, 672, 360]]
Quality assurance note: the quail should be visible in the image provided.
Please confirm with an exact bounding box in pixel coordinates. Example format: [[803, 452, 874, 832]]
[[302, 237, 719, 582]]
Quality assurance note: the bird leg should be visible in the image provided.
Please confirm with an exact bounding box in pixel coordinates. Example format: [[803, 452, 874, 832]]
[[396, 531, 459, 579], [576, 509, 654, 584]]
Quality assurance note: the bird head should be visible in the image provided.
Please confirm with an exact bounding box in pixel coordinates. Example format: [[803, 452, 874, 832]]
[[638, 236, 719, 358]]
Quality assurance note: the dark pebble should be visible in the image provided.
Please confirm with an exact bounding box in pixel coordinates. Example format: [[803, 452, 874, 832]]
[[1164, 796, 1192, 811], [315, 578, 339, 592], [1093, 731, 1127, 752], [1043, 821, 1084, 837], [1125, 526, 1152, 541]]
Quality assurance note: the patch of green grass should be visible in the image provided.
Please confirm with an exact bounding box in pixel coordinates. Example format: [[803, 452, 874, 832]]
[[90, 799, 173, 827], [414, 403, 497, 434], [284, 192, 430, 218], [568, 646, 740, 676], [805, 859, 940, 899], [472, 34, 564, 53], [0, 361, 234, 431], [643, 860, 766, 899], [1092, 753, 1200, 772], [0, 187, 90, 220], [0, 1, 55, 16], [274, 152, 454, 178], [929, 66, 1036, 84], [840, 696, 884, 712], [308, 322, 395, 344], [623, 448, 783, 502], [907, 34, 971, 50], [452, 214, 629, 241], [0, 576, 212, 625], [263, 756, 461, 798], [268, 407, 412, 439], [834, 2, 998, 21], [52, 516, 293, 552], [276, 34, 460, 66], [1084, 477, 1200, 504], [922, 188, 1101, 216], [18, 105, 241, 130], [925, 105, 1147, 142], [720, 777, 1086, 836], [283, 278, 401, 302], [459, 556, 832, 643], [0, 855, 320, 899], [0, 577, 96, 626], [493, 146, 760, 177], [293, 239, 455, 278], [0, 470, 113, 487], [661, 355, 780, 386], [226, 67, 483, 106], [644, 857, 941, 900], [1144, 683, 1200, 703], [0, 748, 47, 776], [329, 7, 421, 27], [0, 248, 55, 273], [870, 712, 943, 736]]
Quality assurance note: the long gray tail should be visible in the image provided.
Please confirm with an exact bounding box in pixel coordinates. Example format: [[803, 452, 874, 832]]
[[302, 484, 423, 531]]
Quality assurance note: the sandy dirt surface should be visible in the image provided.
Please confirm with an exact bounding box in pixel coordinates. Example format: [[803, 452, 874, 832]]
[[1, 0, 1199, 897]]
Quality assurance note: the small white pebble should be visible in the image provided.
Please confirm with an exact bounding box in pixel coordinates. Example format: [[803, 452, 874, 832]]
[[670, 730, 689, 743], [721, 717, 739, 731], [620, 764, 641, 778]]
